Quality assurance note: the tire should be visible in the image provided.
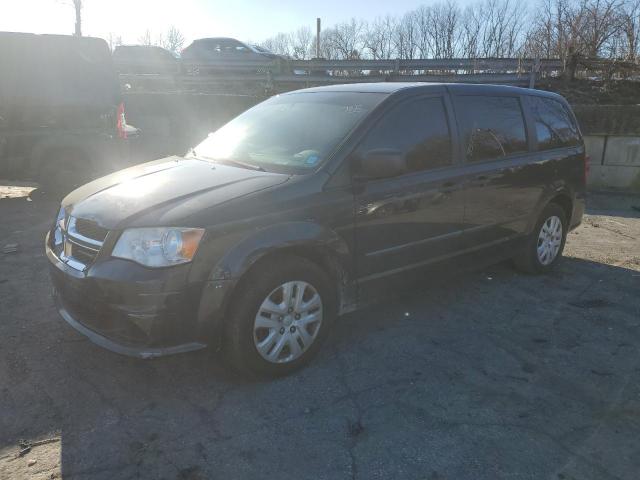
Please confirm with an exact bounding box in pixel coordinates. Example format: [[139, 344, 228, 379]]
[[224, 254, 337, 377], [514, 202, 568, 274]]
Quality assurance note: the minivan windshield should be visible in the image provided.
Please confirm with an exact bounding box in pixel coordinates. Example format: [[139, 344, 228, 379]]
[[190, 91, 386, 174]]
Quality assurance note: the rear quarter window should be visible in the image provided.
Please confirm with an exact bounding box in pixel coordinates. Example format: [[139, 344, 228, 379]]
[[527, 96, 581, 150], [454, 95, 528, 162]]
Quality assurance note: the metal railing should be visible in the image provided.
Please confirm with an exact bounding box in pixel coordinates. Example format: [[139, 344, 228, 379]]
[[116, 57, 638, 94]]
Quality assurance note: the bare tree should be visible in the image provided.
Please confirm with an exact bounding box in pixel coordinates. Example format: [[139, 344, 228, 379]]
[[262, 32, 292, 56], [460, 4, 483, 57], [160, 26, 186, 55], [260, 0, 640, 62], [107, 33, 123, 51], [393, 12, 418, 59], [619, 0, 640, 60], [476, 0, 525, 57], [414, 6, 433, 58], [522, 0, 557, 58], [427, 1, 461, 58], [523, 0, 633, 60], [364, 16, 397, 59], [291, 27, 314, 59], [578, 0, 626, 56], [138, 29, 153, 46], [324, 18, 365, 59]]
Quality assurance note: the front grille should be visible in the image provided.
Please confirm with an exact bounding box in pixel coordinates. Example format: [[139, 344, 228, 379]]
[[67, 237, 100, 264], [74, 218, 108, 243], [52, 215, 108, 271]]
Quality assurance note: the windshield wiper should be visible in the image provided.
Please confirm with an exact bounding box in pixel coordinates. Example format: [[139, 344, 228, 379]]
[[188, 151, 266, 172], [214, 158, 266, 172]]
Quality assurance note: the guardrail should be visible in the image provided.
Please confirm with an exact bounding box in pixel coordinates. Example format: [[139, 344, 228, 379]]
[[287, 57, 564, 72], [116, 57, 638, 94]]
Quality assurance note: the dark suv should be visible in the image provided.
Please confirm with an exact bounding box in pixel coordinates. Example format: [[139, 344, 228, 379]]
[[46, 83, 586, 376], [0, 32, 132, 193]]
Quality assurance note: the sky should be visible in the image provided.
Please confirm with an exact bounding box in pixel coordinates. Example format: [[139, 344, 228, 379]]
[[0, 0, 473, 47]]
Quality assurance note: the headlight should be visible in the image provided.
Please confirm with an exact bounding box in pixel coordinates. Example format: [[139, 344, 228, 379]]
[[53, 207, 65, 246], [112, 227, 205, 267], [56, 206, 66, 226]]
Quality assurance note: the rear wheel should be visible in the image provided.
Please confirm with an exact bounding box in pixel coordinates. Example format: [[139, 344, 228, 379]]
[[514, 203, 568, 274], [224, 255, 336, 377]]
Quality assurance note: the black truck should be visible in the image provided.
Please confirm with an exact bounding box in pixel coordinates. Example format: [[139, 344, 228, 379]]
[[0, 32, 134, 194]]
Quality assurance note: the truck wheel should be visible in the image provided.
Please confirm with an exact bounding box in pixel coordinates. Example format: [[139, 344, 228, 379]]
[[514, 203, 568, 274], [224, 255, 336, 377]]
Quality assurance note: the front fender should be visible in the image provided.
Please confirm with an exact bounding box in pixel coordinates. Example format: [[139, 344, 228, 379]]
[[211, 221, 352, 281], [195, 221, 354, 342]]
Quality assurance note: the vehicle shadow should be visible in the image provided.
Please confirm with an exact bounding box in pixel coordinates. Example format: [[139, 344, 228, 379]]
[[586, 191, 640, 219], [4, 253, 639, 479]]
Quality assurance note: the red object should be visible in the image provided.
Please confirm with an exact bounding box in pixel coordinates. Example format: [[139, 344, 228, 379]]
[[116, 102, 127, 139]]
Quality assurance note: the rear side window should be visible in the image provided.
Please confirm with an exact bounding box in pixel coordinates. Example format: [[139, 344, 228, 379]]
[[528, 96, 581, 149], [454, 96, 528, 162], [358, 97, 452, 172]]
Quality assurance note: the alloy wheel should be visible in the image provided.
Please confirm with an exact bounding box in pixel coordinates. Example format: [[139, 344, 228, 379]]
[[253, 281, 323, 363], [537, 215, 563, 265]]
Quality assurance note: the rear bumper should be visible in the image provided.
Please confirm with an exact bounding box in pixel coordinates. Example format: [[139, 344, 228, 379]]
[[46, 233, 225, 358]]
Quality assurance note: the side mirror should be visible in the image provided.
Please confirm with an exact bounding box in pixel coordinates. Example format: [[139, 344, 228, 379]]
[[355, 149, 407, 180]]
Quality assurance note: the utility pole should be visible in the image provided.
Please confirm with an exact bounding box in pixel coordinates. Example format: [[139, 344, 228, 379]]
[[316, 17, 321, 59], [73, 0, 82, 36]]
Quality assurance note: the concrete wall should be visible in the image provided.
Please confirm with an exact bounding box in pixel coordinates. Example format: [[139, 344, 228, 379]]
[[584, 135, 640, 190]]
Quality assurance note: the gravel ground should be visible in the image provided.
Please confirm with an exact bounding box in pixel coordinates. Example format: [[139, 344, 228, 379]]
[[0, 189, 639, 480]]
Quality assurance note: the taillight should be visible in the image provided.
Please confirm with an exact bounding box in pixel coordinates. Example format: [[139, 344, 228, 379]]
[[584, 154, 590, 183], [116, 102, 127, 139]]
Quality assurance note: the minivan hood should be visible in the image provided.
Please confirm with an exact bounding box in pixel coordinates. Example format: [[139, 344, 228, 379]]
[[63, 157, 289, 229]]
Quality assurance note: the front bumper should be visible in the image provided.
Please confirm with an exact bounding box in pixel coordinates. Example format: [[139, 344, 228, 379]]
[[46, 232, 222, 358], [54, 296, 205, 358]]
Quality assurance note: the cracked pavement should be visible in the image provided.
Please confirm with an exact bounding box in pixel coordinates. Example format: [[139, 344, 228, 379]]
[[1, 190, 639, 480]]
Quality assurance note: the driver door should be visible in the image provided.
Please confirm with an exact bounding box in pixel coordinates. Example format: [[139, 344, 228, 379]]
[[352, 95, 467, 284]]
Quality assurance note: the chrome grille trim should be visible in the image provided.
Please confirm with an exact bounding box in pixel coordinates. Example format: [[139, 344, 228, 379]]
[[54, 215, 107, 272], [74, 218, 108, 243], [66, 217, 104, 248], [65, 235, 101, 252]]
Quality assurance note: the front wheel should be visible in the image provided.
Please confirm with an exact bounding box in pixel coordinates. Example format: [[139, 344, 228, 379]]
[[224, 255, 336, 377], [514, 203, 568, 274]]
